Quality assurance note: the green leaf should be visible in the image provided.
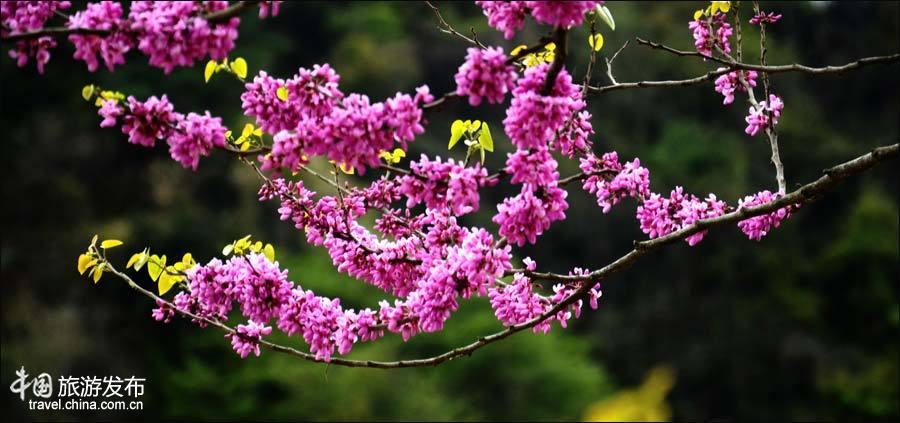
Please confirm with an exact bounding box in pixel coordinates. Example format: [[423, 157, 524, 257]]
[[596, 4, 615, 31], [100, 239, 123, 249], [478, 122, 494, 152], [449, 120, 465, 150], [147, 254, 166, 282], [204, 60, 217, 83]]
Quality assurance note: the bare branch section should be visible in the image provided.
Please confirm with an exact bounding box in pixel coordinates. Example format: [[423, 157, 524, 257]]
[[108, 143, 898, 369], [0, 1, 259, 43], [589, 48, 899, 95]]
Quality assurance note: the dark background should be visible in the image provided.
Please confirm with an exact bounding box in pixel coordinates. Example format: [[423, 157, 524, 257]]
[[2, 1, 898, 420]]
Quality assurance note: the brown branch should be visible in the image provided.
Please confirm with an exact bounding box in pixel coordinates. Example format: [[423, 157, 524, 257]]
[[588, 51, 900, 96], [635, 37, 900, 75], [541, 27, 568, 96], [424, 1, 484, 48]]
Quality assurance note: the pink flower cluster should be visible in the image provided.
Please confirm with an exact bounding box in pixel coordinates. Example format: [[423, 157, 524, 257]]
[[504, 63, 585, 151], [745, 94, 784, 136], [2, 1, 70, 73], [169, 112, 227, 170], [399, 155, 495, 215], [111, 94, 177, 147], [98, 94, 227, 170], [129, 1, 238, 74], [454, 46, 518, 106], [714, 68, 758, 105], [749, 11, 782, 25], [4, 1, 280, 74], [526, 1, 598, 28], [68, 1, 131, 72], [736, 190, 794, 241], [475, 1, 599, 39], [227, 321, 272, 358], [579, 152, 651, 213], [493, 180, 568, 247], [689, 13, 732, 57], [636, 187, 728, 246], [495, 144, 568, 247], [475, 1, 527, 39], [489, 266, 601, 334], [555, 111, 594, 158], [248, 65, 433, 175]]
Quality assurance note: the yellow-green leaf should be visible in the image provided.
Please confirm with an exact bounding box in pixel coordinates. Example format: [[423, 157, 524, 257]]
[[91, 234, 99, 246], [230, 57, 248, 79], [223, 243, 234, 256], [545, 42, 556, 52], [338, 162, 355, 175], [92, 264, 104, 284], [100, 239, 123, 249], [276, 86, 289, 101], [588, 33, 604, 52], [182, 253, 194, 266], [147, 254, 166, 282], [134, 251, 150, 271], [78, 254, 93, 275], [82, 85, 95, 101], [263, 243, 275, 262], [596, 4, 615, 31], [158, 272, 177, 295], [511, 44, 528, 57], [241, 123, 255, 138], [204, 60, 217, 83], [478, 122, 494, 152], [126, 253, 142, 269], [693, 9, 704, 21], [449, 120, 465, 149]]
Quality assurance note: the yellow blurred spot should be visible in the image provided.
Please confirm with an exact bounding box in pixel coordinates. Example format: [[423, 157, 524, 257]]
[[582, 364, 676, 422]]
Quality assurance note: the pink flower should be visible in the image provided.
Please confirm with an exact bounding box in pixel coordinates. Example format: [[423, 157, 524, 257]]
[[714, 68, 758, 105], [526, 1, 598, 28], [689, 13, 731, 57], [494, 185, 568, 246], [399, 155, 494, 216], [504, 63, 585, 150], [475, 1, 527, 39], [635, 187, 728, 246], [580, 152, 651, 213], [129, 1, 239, 74], [68, 1, 133, 72], [454, 46, 518, 106], [168, 111, 226, 171], [120, 94, 178, 147], [749, 11, 782, 25], [98, 99, 123, 128], [226, 321, 272, 358], [745, 94, 784, 136], [736, 190, 795, 241]]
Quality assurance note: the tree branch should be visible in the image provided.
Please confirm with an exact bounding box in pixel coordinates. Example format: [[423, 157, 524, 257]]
[[108, 143, 897, 368]]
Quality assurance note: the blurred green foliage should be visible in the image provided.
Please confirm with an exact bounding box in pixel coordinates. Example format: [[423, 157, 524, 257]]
[[1, 1, 897, 421]]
